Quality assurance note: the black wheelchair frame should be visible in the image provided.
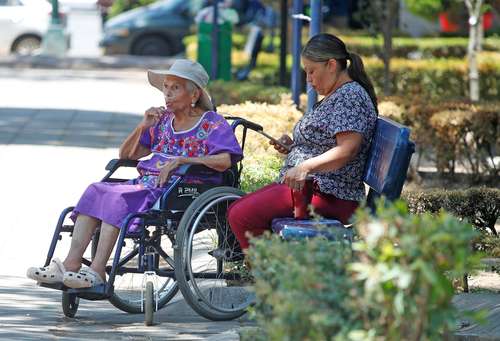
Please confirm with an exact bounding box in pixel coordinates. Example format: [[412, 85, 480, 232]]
[[40, 117, 265, 324]]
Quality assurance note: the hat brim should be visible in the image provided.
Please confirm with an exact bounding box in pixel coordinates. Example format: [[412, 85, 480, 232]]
[[148, 69, 214, 111]]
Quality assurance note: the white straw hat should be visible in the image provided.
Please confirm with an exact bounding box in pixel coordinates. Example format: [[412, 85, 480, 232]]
[[147, 59, 214, 111]]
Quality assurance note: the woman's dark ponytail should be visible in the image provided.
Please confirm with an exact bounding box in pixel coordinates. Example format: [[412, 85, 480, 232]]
[[347, 52, 378, 111], [302, 33, 378, 112]]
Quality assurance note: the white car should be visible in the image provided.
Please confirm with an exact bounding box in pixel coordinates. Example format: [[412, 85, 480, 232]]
[[0, 0, 68, 56]]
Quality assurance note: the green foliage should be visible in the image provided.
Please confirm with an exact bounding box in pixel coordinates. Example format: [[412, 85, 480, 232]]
[[404, 0, 445, 20], [108, 0, 156, 18], [208, 80, 289, 105], [366, 57, 500, 101], [248, 234, 359, 341], [345, 36, 500, 58], [403, 187, 500, 239], [240, 155, 282, 193], [379, 98, 500, 177], [349, 200, 480, 340], [248, 200, 480, 340]]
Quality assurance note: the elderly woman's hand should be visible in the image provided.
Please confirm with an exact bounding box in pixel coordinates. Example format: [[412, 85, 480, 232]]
[[141, 106, 165, 128], [270, 134, 293, 154], [283, 163, 309, 191], [156, 157, 186, 187]]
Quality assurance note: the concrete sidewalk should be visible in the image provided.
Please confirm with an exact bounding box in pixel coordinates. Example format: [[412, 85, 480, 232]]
[[0, 276, 247, 340], [0, 55, 176, 70]]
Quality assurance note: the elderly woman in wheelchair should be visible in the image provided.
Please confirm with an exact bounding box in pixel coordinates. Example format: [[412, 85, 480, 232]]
[[27, 60, 243, 307]]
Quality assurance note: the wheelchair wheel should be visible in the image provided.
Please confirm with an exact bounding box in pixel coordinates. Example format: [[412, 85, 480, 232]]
[[174, 187, 254, 321], [144, 281, 154, 326], [62, 292, 79, 318], [108, 235, 178, 314]]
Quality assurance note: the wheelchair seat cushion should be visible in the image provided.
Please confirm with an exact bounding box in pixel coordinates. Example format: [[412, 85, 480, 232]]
[[271, 218, 353, 241]]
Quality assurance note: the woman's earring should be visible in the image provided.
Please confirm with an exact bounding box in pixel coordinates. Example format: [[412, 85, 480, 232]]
[[191, 102, 195, 108]]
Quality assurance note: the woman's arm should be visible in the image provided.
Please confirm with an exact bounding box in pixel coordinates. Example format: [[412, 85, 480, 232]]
[[118, 123, 151, 160], [283, 131, 363, 190], [302, 132, 363, 173], [181, 153, 232, 172], [119, 107, 164, 160], [156, 153, 232, 187]]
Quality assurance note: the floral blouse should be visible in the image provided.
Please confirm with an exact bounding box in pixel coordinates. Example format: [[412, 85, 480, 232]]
[[279, 81, 377, 201], [136, 110, 243, 188]]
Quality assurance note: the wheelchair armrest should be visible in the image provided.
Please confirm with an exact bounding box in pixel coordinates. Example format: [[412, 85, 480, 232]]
[[105, 159, 139, 172], [175, 164, 238, 188], [175, 164, 217, 176]]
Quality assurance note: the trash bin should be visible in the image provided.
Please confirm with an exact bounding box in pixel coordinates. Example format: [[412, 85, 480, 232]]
[[197, 21, 232, 81]]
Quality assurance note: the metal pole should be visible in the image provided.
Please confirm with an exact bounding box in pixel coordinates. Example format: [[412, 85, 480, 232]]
[[50, 0, 60, 24], [291, 0, 303, 107], [307, 0, 322, 112], [279, 0, 288, 86], [42, 0, 66, 56], [211, 0, 219, 80]]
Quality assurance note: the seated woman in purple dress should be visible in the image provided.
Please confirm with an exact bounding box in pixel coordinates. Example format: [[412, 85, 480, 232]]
[[27, 59, 243, 288]]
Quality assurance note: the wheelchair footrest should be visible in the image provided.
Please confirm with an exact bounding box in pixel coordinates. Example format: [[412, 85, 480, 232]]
[[68, 283, 110, 301], [39, 282, 66, 291], [39, 282, 110, 300], [271, 218, 354, 242]]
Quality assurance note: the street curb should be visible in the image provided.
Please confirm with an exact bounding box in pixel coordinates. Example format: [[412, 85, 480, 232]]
[[0, 54, 176, 70]]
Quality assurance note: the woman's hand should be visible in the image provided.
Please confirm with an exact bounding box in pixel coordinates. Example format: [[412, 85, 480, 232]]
[[156, 157, 186, 187], [141, 106, 165, 129], [283, 163, 310, 191], [270, 134, 293, 154]]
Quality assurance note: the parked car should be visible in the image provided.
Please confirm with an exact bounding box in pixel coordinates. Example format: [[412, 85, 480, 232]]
[[0, 0, 68, 56], [99, 0, 191, 56]]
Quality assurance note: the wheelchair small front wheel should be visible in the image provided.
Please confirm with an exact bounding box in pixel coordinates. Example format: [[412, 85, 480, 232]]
[[174, 187, 255, 321], [62, 292, 79, 318], [108, 235, 178, 314], [144, 281, 154, 326]]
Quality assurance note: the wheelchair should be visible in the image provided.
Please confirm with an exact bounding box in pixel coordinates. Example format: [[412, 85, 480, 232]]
[[40, 117, 263, 325]]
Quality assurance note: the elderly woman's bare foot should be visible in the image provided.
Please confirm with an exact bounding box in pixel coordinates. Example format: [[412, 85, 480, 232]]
[[62, 260, 81, 273]]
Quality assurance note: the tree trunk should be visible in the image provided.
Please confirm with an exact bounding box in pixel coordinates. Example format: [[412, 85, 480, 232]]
[[465, 0, 483, 102], [381, 0, 399, 96]]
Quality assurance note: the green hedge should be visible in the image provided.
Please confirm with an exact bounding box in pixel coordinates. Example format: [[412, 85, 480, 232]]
[[208, 80, 288, 105], [238, 57, 500, 101], [366, 57, 500, 101], [403, 187, 500, 255], [380, 98, 499, 178], [343, 36, 500, 58], [246, 201, 479, 340]]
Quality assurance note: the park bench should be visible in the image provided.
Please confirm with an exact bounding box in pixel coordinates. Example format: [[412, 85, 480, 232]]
[[271, 116, 416, 240]]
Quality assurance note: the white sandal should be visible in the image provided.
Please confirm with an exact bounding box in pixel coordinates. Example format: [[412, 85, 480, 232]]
[[63, 267, 105, 289], [26, 258, 66, 284]]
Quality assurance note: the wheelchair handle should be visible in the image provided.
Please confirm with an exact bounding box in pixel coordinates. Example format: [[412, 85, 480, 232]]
[[225, 116, 264, 132]]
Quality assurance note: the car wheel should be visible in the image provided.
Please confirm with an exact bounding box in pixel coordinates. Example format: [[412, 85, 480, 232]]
[[12, 35, 42, 55], [131, 35, 172, 56]]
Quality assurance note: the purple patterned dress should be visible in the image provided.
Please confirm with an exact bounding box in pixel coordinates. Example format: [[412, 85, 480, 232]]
[[71, 110, 243, 232]]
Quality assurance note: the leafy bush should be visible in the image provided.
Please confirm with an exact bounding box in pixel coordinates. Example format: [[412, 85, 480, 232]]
[[378, 98, 499, 178], [247, 200, 480, 340], [427, 103, 499, 177], [403, 187, 500, 254], [218, 100, 302, 192], [240, 154, 282, 192]]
